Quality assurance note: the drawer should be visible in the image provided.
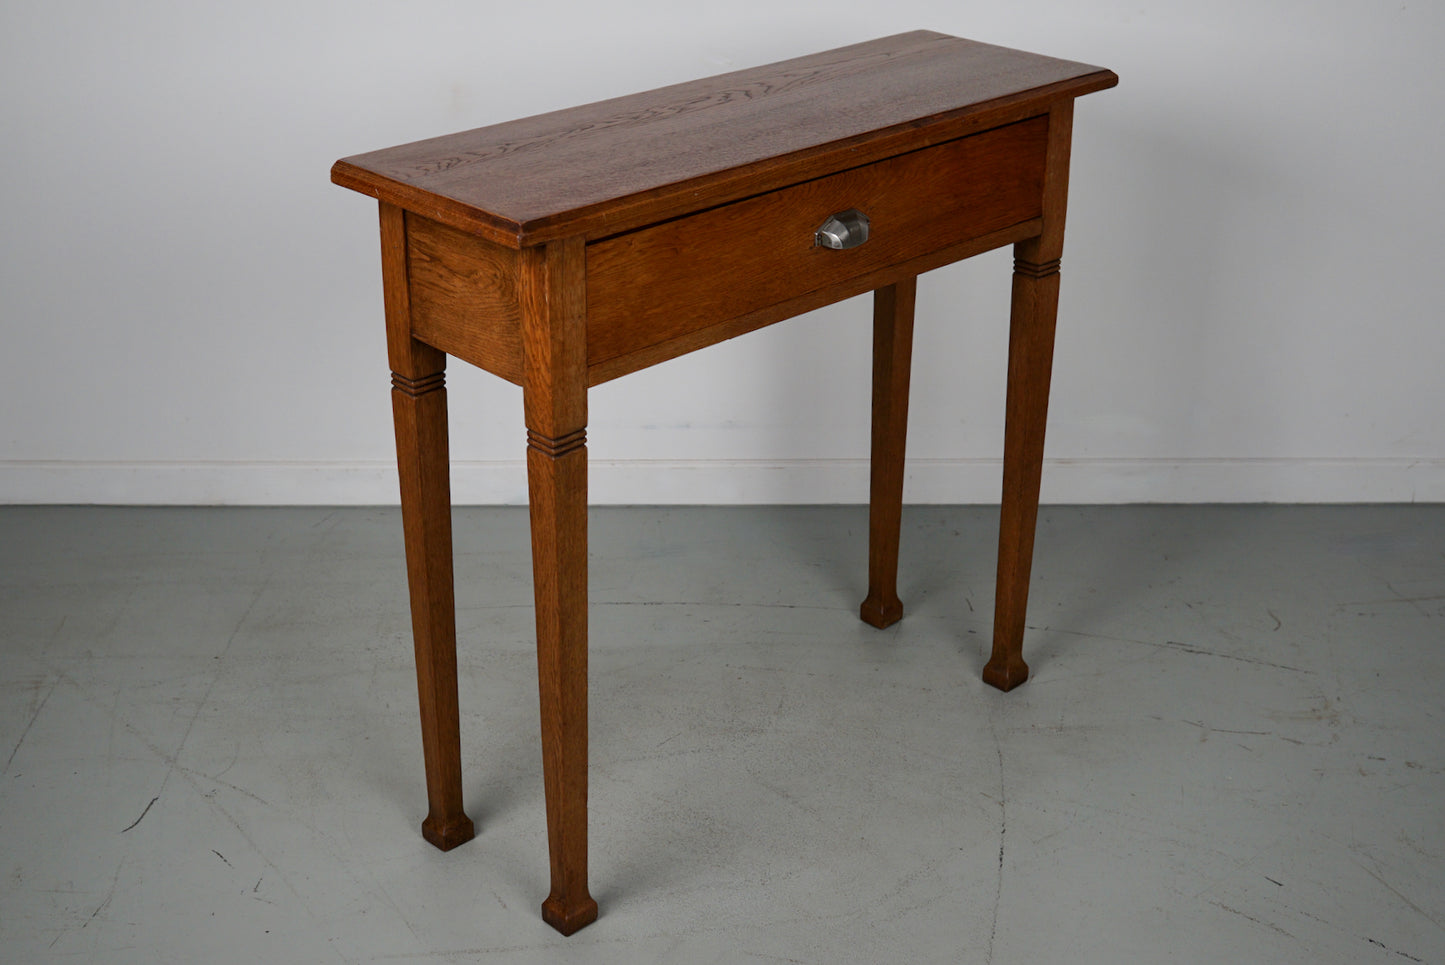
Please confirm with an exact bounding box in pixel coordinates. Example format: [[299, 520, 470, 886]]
[[585, 115, 1048, 368]]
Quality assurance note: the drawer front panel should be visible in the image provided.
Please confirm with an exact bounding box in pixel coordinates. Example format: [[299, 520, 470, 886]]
[[585, 115, 1048, 366]]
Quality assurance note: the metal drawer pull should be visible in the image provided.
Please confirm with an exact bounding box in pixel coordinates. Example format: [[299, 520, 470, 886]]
[[814, 209, 870, 249]]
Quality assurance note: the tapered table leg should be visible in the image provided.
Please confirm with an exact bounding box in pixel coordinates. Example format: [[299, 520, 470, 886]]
[[860, 277, 917, 629], [392, 369, 475, 849], [982, 250, 1061, 692], [984, 100, 1074, 692], [380, 201, 475, 849], [527, 429, 596, 935], [521, 237, 597, 935]]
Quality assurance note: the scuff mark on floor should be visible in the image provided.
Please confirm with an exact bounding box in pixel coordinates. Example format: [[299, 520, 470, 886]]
[[39, 663, 323, 926], [596, 599, 850, 613], [1160, 640, 1312, 673], [1209, 900, 1296, 940], [986, 719, 1006, 965], [4, 671, 60, 777], [52, 857, 126, 949], [1366, 936, 1425, 962], [1029, 625, 1314, 673], [120, 795, 158, 833], [1182, 720, 1272, 736], [1354, 859, 1445, 934]]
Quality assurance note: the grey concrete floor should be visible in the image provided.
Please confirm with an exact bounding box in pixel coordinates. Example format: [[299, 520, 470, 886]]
[[1, 505, 1442, 964]]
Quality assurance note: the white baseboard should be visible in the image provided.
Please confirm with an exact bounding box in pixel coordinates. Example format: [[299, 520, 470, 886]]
[[0, 457, 1441, 505]]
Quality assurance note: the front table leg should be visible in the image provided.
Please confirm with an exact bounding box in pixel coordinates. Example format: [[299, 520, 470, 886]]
[[983, 99, 1074, 692], [521, 238, 597, 935], [982, 247, 1062, 692], [381, 200, 475, 850], [526, 428, 596, 934]]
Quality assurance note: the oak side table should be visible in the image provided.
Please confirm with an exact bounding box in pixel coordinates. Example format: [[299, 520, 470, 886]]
[[332, 31, 1116, 934]]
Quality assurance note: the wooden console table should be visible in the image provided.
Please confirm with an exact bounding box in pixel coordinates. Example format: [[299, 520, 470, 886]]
[[332, 31, 1116, 934]]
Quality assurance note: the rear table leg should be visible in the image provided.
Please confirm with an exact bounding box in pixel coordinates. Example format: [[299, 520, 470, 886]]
[[860, 277, 917, 629]]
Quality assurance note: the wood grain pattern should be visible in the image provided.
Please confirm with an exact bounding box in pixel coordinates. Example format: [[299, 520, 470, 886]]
[[341, 33, 1116, 934], [381, 203, 445, 379], [983, 100, 1075, 693], [406, 213, 523, 384], [584, 219, 1039, 386], [332, 31, 1115, 246], [586, 118, 1046, 368], [520, 238, 597, 935], [860, 278, 917, 629], [380, 203, 475, 851]]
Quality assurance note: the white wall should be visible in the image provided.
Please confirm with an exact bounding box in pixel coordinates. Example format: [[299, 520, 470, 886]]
[[2, 1, 1441, 504]]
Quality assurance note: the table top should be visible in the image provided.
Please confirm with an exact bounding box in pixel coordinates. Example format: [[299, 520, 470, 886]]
[[332, 31, 1115, 247]]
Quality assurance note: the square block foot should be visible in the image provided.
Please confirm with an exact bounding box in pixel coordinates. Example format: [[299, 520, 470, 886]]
[[982, 658, 1029, 692], [859, 596, 904, 629], [422, 814, 476, 852], [542, 894, 599, 935]]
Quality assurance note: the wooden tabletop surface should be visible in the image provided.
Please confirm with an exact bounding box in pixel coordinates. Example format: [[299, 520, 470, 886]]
[[332, 31, 1116, 246]]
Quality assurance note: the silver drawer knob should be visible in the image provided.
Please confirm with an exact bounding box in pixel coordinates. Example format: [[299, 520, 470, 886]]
[[815, 209, 870, 249]]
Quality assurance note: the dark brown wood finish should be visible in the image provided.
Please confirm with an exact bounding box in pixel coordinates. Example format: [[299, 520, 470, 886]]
[[983, 100, 1076, 692], [586, 118, 1045, 367], [860, 278, 917, 629], [519, 237, 597, 935], [586, 219, 1040, 386], [335, 33, 1114, 934], [380, 202, 475, 851], [406, 213, 523, 384], [332, 31, 1114, 247]]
